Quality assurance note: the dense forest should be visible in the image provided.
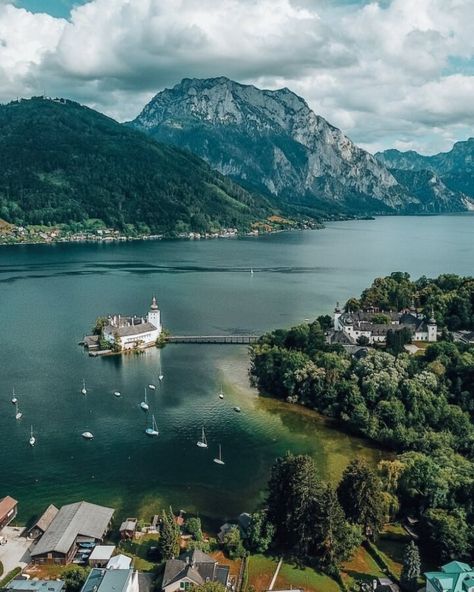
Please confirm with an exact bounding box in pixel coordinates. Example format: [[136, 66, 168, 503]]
[[0, 97, 272, 233], [250, 273, 474, 563]]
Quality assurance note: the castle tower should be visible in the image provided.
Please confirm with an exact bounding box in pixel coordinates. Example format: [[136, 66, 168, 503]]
[[427, 308, 437, 342], [334, 302, 342, 331], [147, 295, 162, 334]]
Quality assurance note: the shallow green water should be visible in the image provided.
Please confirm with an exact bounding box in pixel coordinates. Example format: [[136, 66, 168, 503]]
[[1, 214, 473, 524]]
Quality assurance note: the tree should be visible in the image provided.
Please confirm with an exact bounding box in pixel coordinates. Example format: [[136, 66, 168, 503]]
[[93, 316, 107, 335], [185, 517, 203, 541], [158, 508, 180, 560], [357, 335, 370, 346], [222, 525, 245, 559], [400, 541, 421, 592], [267, 453, 322, 557], [337, 459, 385, 538], [423, 508, 470, 561], [63, 567, 89, 592], [112, 332, 122, 352], [246, 510, 275, 553], [312, 484, 362, 573]]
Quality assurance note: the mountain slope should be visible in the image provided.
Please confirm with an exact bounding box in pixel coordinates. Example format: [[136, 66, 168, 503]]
[[0, 97, 271, 232], [376, 139, 474, 199], [131, 77, 468, 215]]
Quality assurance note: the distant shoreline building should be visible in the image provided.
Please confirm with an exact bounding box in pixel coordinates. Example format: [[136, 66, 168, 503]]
[[329, 303, 437, 345], [102, 296, 162, 351]]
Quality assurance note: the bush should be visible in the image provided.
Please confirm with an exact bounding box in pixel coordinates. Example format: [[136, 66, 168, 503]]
[[0, 567, 22, 588]]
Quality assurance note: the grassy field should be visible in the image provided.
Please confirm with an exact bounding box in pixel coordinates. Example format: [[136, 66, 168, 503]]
[[276, 562, 340, 592], [341, 545, 386, 588], [118, 534, 160, 571], [376, 524, 410, 577], [247, 554, 278, 591]]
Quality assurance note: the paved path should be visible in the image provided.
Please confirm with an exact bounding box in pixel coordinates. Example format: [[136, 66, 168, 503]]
[[0, 527, 33, 573], [268, 557, 283, 591]]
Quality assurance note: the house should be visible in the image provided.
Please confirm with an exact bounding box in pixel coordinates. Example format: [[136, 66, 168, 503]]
[[330, 304, 437, 345], [102, 297, 162, 351], [425, 561, 474, 592], [162, 549, 229, 592], [30, 501, 114, 565], [28, 505, 59, 539], [119, 519, 137, 540], [107, 555, 132, 570], [0, 496, 18, 531], [81, 569, 138, 592], [4, 581, 65, 592], [89, 545, 116, 568]]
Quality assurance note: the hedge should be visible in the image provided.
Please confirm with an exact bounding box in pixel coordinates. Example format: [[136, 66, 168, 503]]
[[0, 567, 22, 588]]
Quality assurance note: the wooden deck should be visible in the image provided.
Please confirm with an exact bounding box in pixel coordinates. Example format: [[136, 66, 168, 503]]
[[166, 335, 259, 344]]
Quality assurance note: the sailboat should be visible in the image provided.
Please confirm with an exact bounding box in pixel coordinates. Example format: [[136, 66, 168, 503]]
[[197, 427, 208, 448], [250, 268, 254, 276], [140, 388, 149, 411], [113, 391, 121, 397], [158, 360, 164, 382], [29, 425, 36, 447], [81, 379, 87, 395], [11, 387, 18, 405], [213, 444, 225, 465], [148, 382, 156, 391], [145, 414, 159, 437], [82, 431, 94, 440], [218, 385, 224, 400], [15, 401, 22, 420]]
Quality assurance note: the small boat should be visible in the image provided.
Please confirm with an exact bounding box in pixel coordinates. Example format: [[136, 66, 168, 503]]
[[81, 379, 87, 395], [29, 425, 36, 447], [197, 427, 208, 448], [82, 431, 94, 440], [15, 401, 22, 420], [218, 385, 224, 400], [113, 391, 121, 397], [213, 444, 225, 465], [145, 414, 159, 437], [11, 387, 18, 405], [140, 388, 149, 411], [158, 360, 164, 381], [250, 268, 254, 276], [234, 406, 241, 413], [148, 384, 156, 391]]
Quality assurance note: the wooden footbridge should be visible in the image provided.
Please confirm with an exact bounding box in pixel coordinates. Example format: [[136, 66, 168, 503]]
[[166, 335, 259, 344]]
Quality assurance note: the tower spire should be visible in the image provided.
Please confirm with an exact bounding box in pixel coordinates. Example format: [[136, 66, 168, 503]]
[[150, 295, 158, 310]]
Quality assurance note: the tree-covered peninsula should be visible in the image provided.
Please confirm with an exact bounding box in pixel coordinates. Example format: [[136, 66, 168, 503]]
[[250, 273, 474, 562]]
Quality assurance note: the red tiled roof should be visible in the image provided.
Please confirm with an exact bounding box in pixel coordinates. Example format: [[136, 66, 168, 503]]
[[0, 496, 18, 519]]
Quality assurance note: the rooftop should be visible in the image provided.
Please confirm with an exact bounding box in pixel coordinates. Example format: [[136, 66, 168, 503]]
[[89, 545, 115, 562], [30, 504, 59, 534], [0, 496, 17, 518], [31, 501, 114, 557], [5, 581, 64, 592], [82, 569, 134, 592]]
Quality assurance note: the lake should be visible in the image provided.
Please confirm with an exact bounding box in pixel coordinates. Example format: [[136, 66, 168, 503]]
[[1, 214, 473, 525]]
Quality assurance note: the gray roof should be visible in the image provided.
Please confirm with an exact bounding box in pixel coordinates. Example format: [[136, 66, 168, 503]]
[[106, 322, 157, 338], [82, 569, 133, 592], [6, 581, 64, 592], [30, 504, 59, 534], [31, 501, 114, 557], [162, 550, 228, 589]]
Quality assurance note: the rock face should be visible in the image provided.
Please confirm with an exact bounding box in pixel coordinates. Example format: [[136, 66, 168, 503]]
[[131, 77, 468, 214], [376, 139, 474, 201]]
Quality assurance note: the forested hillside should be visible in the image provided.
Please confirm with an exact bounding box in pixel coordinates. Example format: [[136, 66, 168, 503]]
[[0, 97, 271, 233]]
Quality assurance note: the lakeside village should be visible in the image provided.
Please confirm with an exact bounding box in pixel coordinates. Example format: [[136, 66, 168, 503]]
[[0, 216, 320, 246], [1, 494, 473, 592]]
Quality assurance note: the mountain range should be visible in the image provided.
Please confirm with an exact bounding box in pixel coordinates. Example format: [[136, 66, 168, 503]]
[[131, 77, 473, 215], [0, 79, 472, 236]]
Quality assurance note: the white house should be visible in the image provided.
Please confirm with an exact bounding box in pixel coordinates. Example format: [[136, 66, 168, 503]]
[[103, 296, 162, 350], [331, 303, 437, 346]]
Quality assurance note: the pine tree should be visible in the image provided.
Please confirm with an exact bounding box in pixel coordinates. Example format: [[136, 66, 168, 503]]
[[337, 459, 385, 538], [158, 508, 180, 560], [401, 541, 421, 592], [312, 484, 363, 573], [267, 453, 322, 557]]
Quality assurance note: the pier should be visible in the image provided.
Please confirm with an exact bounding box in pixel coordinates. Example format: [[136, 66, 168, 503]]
[[166, 335, 259, 344]]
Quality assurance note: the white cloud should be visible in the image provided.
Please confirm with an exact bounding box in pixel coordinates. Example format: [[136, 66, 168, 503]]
[[0, 0, 473, 153]]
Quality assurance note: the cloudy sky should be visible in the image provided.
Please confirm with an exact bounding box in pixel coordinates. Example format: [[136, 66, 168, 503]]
[[1, 0, 473, 154]]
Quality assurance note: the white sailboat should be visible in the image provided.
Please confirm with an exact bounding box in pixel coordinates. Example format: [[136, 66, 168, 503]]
[[148, 382, 156, 390], [29, 425, 36, 447], [15, 401, 22, 420], [197, 427, 208, 448], [82, 431, 94, 440], [145, 414, 159, 437], [113, 391, 121, 397], [218, 385, 224, 400], [81, 379, 87, 395], [11, 387, 18, 405], [213, 444, 225, 465], [140, 388, 149, 411]]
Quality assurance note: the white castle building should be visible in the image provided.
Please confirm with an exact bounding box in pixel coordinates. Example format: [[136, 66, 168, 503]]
[[330, 304, 437, 345], [103, 296, 162, 350]]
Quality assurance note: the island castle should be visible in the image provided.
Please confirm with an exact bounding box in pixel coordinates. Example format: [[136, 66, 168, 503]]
[[329, 303, 437, 345]]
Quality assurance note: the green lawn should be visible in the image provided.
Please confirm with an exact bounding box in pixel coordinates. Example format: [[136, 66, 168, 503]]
[[376, 525, 411, 578], [118, 534, 160, 571], [247, 554, 279, 591], [276, 562, 340, 592]]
